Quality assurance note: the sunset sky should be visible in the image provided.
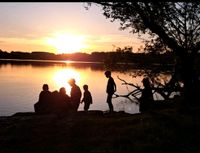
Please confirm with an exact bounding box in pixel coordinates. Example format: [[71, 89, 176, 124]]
[[0, 2, 144, 54]]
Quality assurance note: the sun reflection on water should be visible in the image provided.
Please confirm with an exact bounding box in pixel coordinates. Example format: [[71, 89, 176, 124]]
[[53, 68, 81, 95]]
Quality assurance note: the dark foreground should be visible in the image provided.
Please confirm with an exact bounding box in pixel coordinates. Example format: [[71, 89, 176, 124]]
[[0, 103, 200, 152]]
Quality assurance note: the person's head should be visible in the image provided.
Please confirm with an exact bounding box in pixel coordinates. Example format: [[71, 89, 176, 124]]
[[142, 78, 151, 88], [68, 78, 76, 87], [83, 84, 88, 91], [59, 87, 66, 95], [104, 71, 111, 78], [42, 84, 49, 91]]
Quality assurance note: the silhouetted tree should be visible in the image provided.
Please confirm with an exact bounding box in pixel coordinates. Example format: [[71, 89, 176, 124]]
[[87, 2, 200, 106]]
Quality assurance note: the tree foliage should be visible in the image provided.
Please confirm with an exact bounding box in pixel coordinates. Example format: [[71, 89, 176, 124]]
[[89, 2, 200, 56], [87, 2, 200, 104]]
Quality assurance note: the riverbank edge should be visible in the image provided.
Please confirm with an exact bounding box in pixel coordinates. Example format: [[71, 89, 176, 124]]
[[0, 104, 200, 152]]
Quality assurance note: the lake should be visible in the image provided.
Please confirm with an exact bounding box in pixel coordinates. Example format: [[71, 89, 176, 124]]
[[0, 59, 168, 116]]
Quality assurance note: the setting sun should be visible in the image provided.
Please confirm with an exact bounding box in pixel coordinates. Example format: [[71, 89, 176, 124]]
[[46, 33, 87, 54], [53, 68, 81, 95]]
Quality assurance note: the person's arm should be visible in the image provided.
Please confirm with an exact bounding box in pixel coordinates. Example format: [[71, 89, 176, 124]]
[[81, 97, 84, 103], [38, 91, 43, 102], [114, 80, 117, 92], [81, 92, 85, 103], [89, 92, 93, 104]]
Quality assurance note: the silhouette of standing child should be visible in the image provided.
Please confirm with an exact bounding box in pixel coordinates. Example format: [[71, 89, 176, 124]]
[[104, 71, 116, 113], [81, 84, 93, 111]]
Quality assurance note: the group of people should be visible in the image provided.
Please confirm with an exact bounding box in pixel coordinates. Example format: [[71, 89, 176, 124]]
[[34, 78, 92, 114], [34, 70, 153, 114]]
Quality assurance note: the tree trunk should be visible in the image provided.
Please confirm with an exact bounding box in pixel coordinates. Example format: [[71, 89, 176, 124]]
[[178, 52, 198, 108]]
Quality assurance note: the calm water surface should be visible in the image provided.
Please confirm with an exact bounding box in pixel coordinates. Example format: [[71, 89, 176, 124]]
[[0, 59, 158, 116]]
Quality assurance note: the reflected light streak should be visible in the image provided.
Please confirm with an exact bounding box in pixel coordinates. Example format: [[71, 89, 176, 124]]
[[53, 68, 81, 95]]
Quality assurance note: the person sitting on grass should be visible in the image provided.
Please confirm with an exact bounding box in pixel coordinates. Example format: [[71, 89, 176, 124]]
[[34, 84, 52, 114], [139, 77, 154, 113]]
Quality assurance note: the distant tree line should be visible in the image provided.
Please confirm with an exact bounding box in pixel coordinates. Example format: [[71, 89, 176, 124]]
[[0, 50, 177, 66]]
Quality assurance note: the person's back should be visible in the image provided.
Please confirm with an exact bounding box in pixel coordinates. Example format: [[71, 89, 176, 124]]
[[55, 87, 71, 114], [51, 90, 59, 113], [107, 77, 116, 94], [39, 90, 51, 104]]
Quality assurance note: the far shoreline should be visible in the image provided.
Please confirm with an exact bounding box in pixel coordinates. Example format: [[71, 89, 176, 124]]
[[0, 58, 103, 64], [0, 58, 174, 70]]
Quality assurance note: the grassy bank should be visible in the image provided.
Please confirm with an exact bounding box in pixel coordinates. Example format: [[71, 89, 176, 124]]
[[0, 104, 200, 152]]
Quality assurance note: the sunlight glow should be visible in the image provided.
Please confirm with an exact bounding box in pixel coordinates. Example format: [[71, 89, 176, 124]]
[[53, 68, 81, 95], [46, 33, 87, 54]]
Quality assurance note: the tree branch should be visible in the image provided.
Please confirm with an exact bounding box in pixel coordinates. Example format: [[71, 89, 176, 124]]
[[117, 76, 142, 91]]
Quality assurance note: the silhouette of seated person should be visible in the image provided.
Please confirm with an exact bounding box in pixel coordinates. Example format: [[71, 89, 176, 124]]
[[52, 87, 71, 114], [139, 78, 154, 113], [68, 78, 82, 112], [34, 84, 52, 114]]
